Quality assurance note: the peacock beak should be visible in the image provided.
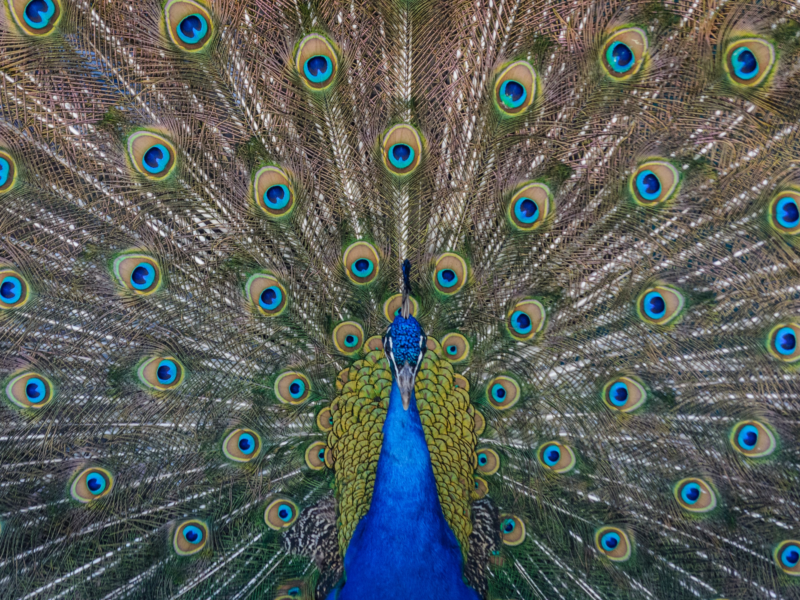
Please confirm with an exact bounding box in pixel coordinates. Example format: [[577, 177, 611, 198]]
[[396, 364, 416, 411]]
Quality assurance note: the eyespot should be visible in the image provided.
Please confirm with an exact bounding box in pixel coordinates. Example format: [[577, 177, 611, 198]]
[[274, 371, 311, 404], [304, 441, 328, 471], [383, 293, 419, 321], [674, 478, 717, 513], [499, 514, 526, 546], [629, 160, 680, 206], [601, 27, 647, 79], [602, 376, 646, 412], [70, 467, 113, 503], [433, 253, 467, 295], [0, 269, 30, 309], [730, 420, 777, 458], [486, 376, 520, 410], [775, 540, 800, 576], [137, 356, 185, 391], [473, 410, 485, 436], [454, 374, 469, 391], [127, 131, 176, 179], [333, 322, 364, 356], [363, 335, 384, 353], [768, 189, 800, 236], [0, 150, 18, 193], [5, 372, 54, 409], [767, 323, 800, 363], [507, 183, 551, 231], [636, 285, 684, 326], [295, 34, 338, 91], [506, 299, 545, 341], [173, 520, 208, 556], [253, 166, 295, 218], [595, 527, 631, 561], [381, 124, 422, 176], [113, 254, 162, 296], [265, 498, 299, 530], [245, 273, 288, 317], [222, 429, 261, 463], [274, 581, 309, 600], [725, 38, 775, 88], [343, 241, 380, 285], [494, 61, 536, 116], [537, 442, 576, 474], [9, 0, 61, 36], [316, 407, 333, 432], [165, 0, 213, 52], [440, 333, 469, 363], [475, 448, 500, 476], [473, 477, 488, 499]]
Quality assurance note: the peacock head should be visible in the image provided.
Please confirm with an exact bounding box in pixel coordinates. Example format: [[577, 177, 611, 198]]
[[383, 260, 427, 410]]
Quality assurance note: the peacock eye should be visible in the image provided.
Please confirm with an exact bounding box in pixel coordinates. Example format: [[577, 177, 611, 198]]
[[264, 498, 299, 530], [304, 441, 328, 470], [173, 520, 208, 555], [0, 150, 17, 193], [636, 285, 684, 326], [295, 34, 338, 90], [507, 183, 552, 231], [674, 478, 717, 513], [223, 429, 261, 462], [5, 372, 54, 409], [485, 375, 521, 410], [475, 448, 500, 476], [602, 376, 646, 412], [127, 132, 176, 179], [499, 514, 526, 546], [601, 27, 647, 79], [253, 166, 295, 218], [775, 540, 800, 575], [725, 38, 775, 88], [494, 61, 536, 115], [439, 333, 469, 363], [138, 357, 185, 391], [767, 323, 800, 363], [70, 467, 113, 503], [537, 442, 576, 473], [730, 420, 777, 458], [768, 190, 800, 235], [506, 299, 545, 340], [316, 407, 333, 432], [245, 273, 287, 317], [0, 269, 30, 309], [381, 124, 423, 175], [165, 0, 213, 51], [333, 321, 364, 356], [472, 410, 485, 436], [113, 254, 163, 296], [274, 371, 311, 404], [383, 293, 418, 321], [9, 0, 61, 36], [433, 252, 467, 295], [274, 581, 308, 600], [630, 160, 679, 206], [595, 527, 631, 561], [343, 241, 380, 285]]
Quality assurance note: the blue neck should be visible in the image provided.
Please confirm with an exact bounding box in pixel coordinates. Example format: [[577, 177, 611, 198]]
[[331, 381, 479, 600]]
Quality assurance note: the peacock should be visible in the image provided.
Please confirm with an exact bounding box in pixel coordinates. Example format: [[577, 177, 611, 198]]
[[2, 0, 800, 598]]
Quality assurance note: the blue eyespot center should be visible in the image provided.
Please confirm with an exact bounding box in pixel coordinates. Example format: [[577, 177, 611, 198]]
[[278, 504, 293, 522], [437, 268, 458, 288], [177, 14, 208, 45], [142, 144, 170, 174], [544, 445, 561, 466], [511, 311, 532, 334], [681, 483, 701, 504], [156, 360, 177, 385], [609, 382, 629, 406], [478, 453, 488, 466], [0, 157, 10, 186], [601, 532, 620, 551], [304, 55, 333, 83], [0, 276, 23, 304], [644, 291, 666, 319], [776, 197, 800, 228], [388, 143, 415, 169], [732, 47, 758, 80], [782, 545, 800, 567], [492, 384, 507, 401], [501, 518, 515, 534], [499, 79, 527, 109], [352, 258, 374, 278], [776, 327, 797, 355], [289, 379, 305, 399], [26, 378, 46, 403], [238, 433, 255, 454], [287, 587, 301, 597], [344, 334, 358, 347], [24, 0, 55, 29], [514, 198, 540, 224], [606, 41, 635, 73], [636, 170, 661, 201], [130, 263, 156, 290], [264, 184, 290, 210], [183, 525, 203, 544], [86, 473, 106, 495], [318, 448, 325, 461], [259, 286, 282, 310], [738, 425, 759, 450], [447, 345, 458, 355]]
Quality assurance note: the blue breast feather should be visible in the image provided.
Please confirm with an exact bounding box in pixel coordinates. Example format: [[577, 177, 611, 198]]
[[328, 379, 479, 600]]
